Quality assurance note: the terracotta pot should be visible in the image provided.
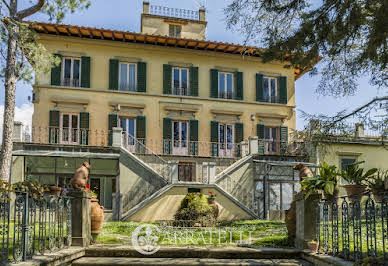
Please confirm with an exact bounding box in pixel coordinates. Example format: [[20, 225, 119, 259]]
[[342, 185, 366, 201], [90, 196, 104, 234], [285, 200, 296, 239], [307, 242, 319, 253], [48, 186, 62, 196], [207, 198, 219, 219]]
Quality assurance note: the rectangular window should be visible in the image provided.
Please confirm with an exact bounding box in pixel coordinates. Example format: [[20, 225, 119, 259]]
[[62, 57, 81, 87], [120, 117, 136, 151], [169, 24, 182, 38], [218, 123, 234, 157], [172, 121, 189, 155], [60, 113, 80, 144], [263, 77, 277, 103], [172, 67, 189, 96], [178, 162, 196, 182], [119, 63, 137, 91], [264, 127, 279, 154], [341, 158, 357, 171], [218, 72, 233, 99]]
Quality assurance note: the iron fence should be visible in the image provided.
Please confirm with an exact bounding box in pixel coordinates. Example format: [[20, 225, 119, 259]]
[[0, 192, 71, 265], [316, 194, 388, 263]]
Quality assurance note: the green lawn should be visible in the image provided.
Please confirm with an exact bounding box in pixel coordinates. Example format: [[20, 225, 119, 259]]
[[95, 220, 291, 247]]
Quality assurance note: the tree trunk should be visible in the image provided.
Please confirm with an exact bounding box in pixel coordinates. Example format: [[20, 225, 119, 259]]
[[0, 0, 19, 181]]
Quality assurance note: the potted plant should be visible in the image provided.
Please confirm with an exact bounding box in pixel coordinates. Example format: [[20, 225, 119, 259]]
[[366, 170, 388, 202], [307, 240, 319, 253], [300, 162, 338, 200], [13, 179, 47, 199], [341, 161, 378, 200], [89, 190, 104, 236]]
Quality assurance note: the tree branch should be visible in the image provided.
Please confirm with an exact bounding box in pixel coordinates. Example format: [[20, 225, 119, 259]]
[[328, 96, 388, 126], [1, 0, 11, 13], [15, 0, 45, 20]]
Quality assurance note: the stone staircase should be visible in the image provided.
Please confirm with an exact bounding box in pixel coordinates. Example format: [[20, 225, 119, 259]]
[[71, 246, 313, 266]]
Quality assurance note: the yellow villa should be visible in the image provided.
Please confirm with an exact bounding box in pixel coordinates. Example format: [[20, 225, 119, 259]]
[[11, 2, 319, 221]]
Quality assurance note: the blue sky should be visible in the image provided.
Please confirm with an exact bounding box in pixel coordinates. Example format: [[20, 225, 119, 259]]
[[1, 0, 384, 130]]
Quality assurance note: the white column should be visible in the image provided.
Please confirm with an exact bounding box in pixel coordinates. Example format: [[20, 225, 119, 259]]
[[208, 162, 216, 184], [240, 141, 248, 157], [248, 136, 259, 154], [112, 127, 123, 147]]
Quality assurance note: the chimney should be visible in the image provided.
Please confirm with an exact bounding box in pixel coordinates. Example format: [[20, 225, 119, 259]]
[[199, 8, 206, 21], [355, 123, 364, 138], [309, 119, 322, 134], [13, 121, 24, 142], [143, 1, 150, 14]]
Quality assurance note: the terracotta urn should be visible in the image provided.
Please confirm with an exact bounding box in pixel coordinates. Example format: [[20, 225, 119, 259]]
[[207, 197, 219, 219], [48, 186, 62, 196], [307, 242, 319, 253], [342, 184, 366, 201], [90, 196, 104, 235], [285, 200, 296, 239]]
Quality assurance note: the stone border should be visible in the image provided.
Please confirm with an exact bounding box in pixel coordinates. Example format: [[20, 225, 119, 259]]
[[301, 250, 354, 266], [9, 247, 85, 266]]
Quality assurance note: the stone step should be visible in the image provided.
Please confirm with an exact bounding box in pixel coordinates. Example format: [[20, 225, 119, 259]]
[[72, 257, 313, 266], [85, 246, 302, 260]]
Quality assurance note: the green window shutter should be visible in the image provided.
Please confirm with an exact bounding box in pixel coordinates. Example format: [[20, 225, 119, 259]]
[[163, 64, 172, 94], [257, 124, 265, 155], [163, 118, 172, 154], [190, 120, 198, 155], [80, 112, 90, 145], [108, 113, 118, 146], [235, 122, 244, 157], [256, 73, 264, 102], [51, 54, 62, 86], [280, 126, 288, 154], [278, 76, 287, 104], [235, 123, 244, 144], [81, 56, 91, 88], [137, 62, 147, 92], [234, 72, 243, 100], [210, 121, 219, 156], [189, 66, 199, 96], [49, 110, 60, 143], [136, 116, 146, 139], [210, 69, 218, 98], [109, 59, 119, 90]]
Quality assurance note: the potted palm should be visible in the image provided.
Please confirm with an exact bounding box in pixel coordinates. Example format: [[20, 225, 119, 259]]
[[366, 170, 388, 202], [341, 161, 378, 200], [307, 240, 319, 253], [300, 162, 338, 201]]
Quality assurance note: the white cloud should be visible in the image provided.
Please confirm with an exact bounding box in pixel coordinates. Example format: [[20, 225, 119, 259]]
[[0, 104, 34, 141]]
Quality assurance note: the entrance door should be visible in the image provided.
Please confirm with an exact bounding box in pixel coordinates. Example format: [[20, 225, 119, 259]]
[[264, 127, 278, 154], [219, 124, 234, 157], [120, 118, 136, 152], [60, 113, 79, 144], [172, 121, 188, 155]]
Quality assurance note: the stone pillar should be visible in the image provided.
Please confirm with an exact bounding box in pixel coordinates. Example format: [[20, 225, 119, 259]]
[[240, 141, 249, 157], [69, 191, 91, 247], [248, 136, 259, 154], [199, 8, 206, 21], [168, 161, 178, 183], [355, 123, 364, 138], [295, 192, 321, 249], [208, 163, 216, 184], [112, 127, 123, 147], [143, 1, 150, 14], [13, 121, 23, 142]]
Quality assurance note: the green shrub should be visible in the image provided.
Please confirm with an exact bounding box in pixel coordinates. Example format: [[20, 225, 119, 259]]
[[174, 193, 215, 227], [354, 257, 384, 266]]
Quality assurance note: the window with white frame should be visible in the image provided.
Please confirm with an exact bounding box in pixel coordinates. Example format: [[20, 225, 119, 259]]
[[218, 72, 233, 99], [219, 124, 234, 150], [119, 63, 137, 91], [62, 57, 81, 87], [60, 113, 80, 144], [263, 77, 277, 103], [173, 67, 189, 96], [264, 127, 279, 153], [119, 117, 136, 146], [169, 24, 182, 38]]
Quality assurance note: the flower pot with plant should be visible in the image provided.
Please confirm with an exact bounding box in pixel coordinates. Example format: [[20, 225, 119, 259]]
[[89, 190, 104, 235], [13, 179, 47, 200], [366, 170, 388, 202], [341, 161, 378, 201], [47, 185, 62, 196], [307, 240, 319, 253]]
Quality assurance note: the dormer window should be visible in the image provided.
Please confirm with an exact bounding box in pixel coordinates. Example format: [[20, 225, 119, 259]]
[[62, 57, 81, 87], [169, 24, 181, 38]]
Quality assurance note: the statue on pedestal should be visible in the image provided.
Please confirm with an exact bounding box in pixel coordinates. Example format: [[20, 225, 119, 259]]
[[70, 162, 91, 192]]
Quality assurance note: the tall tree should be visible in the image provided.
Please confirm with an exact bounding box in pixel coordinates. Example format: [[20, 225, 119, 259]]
[[225, 0, 387, 132], [0, 0, 90, 180]]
